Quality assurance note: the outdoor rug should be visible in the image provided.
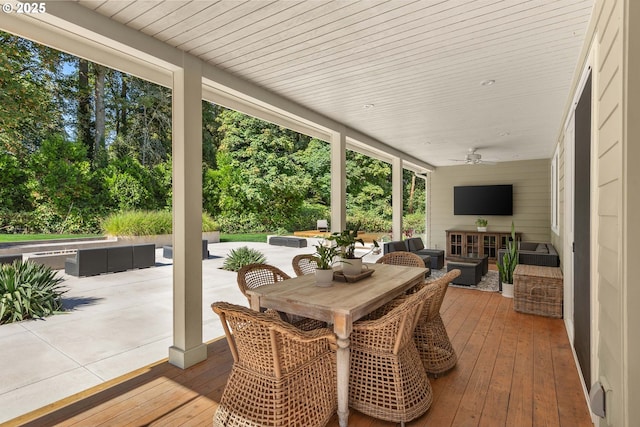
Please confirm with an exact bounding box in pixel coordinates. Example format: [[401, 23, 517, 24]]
[[427, 268, 499, 292]]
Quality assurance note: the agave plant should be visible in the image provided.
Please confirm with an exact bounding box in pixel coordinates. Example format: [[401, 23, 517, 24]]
[[0, 260, 67, 324], [222, 246, 267, 272]]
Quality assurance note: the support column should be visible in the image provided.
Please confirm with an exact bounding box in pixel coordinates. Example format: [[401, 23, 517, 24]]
[[331, 131, 347, 232], [169, 53, 207, 369], [392, 157, 403, 240]]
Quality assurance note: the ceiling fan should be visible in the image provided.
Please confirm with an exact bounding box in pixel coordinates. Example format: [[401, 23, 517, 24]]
[[451, 148, 496, 165]]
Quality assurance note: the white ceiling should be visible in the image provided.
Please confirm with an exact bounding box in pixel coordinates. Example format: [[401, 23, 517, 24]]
[[75, 0, 594, 167]]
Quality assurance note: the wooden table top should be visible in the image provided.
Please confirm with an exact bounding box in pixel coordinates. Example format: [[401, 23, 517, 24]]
[[246, 263, 427, 325]]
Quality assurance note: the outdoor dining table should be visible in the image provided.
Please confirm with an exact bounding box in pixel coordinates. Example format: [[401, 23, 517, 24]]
[[246, 262, 428, 427]]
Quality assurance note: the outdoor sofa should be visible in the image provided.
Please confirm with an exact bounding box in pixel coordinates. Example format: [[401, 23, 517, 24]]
[[497, 242, 560, 268], [383, 237, 445, 270], [65, 244, 155, 277]]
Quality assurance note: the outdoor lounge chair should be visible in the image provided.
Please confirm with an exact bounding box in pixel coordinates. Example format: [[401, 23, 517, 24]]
[[212, 302, 337, 427], [316, 219, 328, 232]]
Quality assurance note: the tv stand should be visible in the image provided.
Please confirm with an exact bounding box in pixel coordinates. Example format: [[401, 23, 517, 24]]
[[446, 228, 521, 262]]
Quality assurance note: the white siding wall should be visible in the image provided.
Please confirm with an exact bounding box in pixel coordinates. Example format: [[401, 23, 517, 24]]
[[558, 0, 640, 425], [625, 2, 640, 424], [429, 159, 550, 251]]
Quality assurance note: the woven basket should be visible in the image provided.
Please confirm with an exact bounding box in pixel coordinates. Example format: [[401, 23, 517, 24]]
[[513, 265, 563, 318]]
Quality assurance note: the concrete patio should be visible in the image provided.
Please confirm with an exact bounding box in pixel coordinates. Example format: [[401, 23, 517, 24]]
[[0, 239, 382, 423]]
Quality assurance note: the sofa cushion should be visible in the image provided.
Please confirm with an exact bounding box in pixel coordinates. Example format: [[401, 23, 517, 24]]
[[535, 243, 548, 253], [405, 237, 425, 252], [519, 242, 538, 251]]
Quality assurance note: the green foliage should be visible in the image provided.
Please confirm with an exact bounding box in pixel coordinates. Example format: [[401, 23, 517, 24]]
[[328, 222, 366, 259], [28, 135, 93, 215], [403, 212, 426, 234], [0, 35, 430, 238], [497, 222, 518, 283], [0, 152, 32, 212], [101, 210, 219, 235], [222, 246, 267, 272], [347, 210, 391, 233], [219, 233, 267, 243], [101, 157, 159, 210], [313, 244, 339, 269], [0, 260, 66, 324], [476, 218, 488, 227], [0, 31, 64, 152], [0, 233, 99, 243], [214, 109, 312, 230]]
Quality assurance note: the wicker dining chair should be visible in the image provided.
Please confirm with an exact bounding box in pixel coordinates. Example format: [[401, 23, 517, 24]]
[[236, 263, 325, 330], [212, 302, 337, 427], [292, 254, 319, 276], [375, 251, 426, 268], [413, 268, 462, 376], [348, 282, 436, 426], [376, 251, 430, 285]]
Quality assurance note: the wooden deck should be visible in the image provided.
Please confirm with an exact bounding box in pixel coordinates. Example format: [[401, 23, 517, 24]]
[[6, 287, 593, 427]]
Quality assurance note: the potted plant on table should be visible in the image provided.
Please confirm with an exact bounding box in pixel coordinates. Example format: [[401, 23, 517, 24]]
[[328, 222, 379, 276], [497, 221, 518, 298], [313, 243, 339, 287], [475, 218, 488, 232]]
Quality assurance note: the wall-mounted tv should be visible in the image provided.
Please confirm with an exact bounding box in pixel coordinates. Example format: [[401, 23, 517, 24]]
[[454, 184, 513, 216]]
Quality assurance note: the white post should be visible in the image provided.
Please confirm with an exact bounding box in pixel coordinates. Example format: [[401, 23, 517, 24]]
[[331, 130, 346, 232], [168, 53, 207, 368], [392, 157, 403, 240]]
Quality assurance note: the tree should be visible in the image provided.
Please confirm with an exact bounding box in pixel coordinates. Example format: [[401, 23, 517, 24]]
[[215, 109, 312, 231], [0, 151, 31, 212], [28, 136, 93, 216], [0, 31, 63, 154]]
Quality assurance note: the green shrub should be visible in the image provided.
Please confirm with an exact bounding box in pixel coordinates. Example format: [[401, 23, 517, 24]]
[[222, 246, 266, 272], [403, 212, 426, 234], [102, 210, 220, 235], [0, 260, 66, 324]]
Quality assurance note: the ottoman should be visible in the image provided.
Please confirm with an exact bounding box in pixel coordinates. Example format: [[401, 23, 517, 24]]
[[446, 260, 483, 286]]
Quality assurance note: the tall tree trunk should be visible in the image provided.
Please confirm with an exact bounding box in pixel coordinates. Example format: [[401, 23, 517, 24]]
[[116, 73, 128, 138], [408, 174, 416, 214], [77, 58, 92, 158], [94, 64, 106, 160]]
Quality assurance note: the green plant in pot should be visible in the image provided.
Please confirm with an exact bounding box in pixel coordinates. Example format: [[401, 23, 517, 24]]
[[475, 217, 488, 231], [328, 222, 378, 275], [497, 221, 518, 298], [313, 243, 339, 286]]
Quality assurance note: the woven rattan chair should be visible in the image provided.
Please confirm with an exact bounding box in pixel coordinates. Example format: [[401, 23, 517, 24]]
[[292, 254, 319, 276], [212, 302, 337, 427], [413, 268, 462, 376], [237, 263, 325, 330], [375, 251, 426, 268], [348, 282, 436, 426]]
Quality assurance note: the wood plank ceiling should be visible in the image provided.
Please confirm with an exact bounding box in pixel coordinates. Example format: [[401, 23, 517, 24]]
[[75, 0, 594, 167]]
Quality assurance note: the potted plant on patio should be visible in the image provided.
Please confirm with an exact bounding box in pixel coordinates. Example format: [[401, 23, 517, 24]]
[[475, 218, 488, 232], [328, 222, 379, 276], [313, 243, 339, 287], [497, 221, 518, 298]]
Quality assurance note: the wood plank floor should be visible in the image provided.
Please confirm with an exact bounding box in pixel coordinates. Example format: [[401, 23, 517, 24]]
[[5, 287, 593, 427]]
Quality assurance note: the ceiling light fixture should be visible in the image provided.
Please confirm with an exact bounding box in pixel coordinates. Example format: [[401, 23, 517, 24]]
[[363, 103, 375, 109], [481, 79, 495, 86]]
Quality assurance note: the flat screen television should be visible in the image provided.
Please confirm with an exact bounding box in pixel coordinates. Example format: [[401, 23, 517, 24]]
[[454, 184, 513, 215]]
